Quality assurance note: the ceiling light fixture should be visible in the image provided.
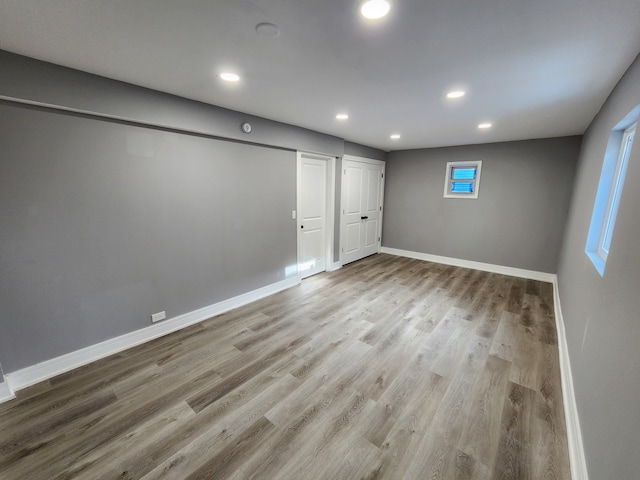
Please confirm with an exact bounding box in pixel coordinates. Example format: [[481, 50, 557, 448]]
[[359, 0, 391, 20], [446, 90, 466, 99], [390, 134, 401, 139], [478, 122, 493, 129], [336, 113, 349, 120], [219, 72, 240, 82], [255, 22, 280, 38]]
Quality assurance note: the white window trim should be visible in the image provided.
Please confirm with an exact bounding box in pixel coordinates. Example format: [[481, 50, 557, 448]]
[[586, 109, 638, 277], [596, 123, 635, 262], [443, 160, 482, 199]]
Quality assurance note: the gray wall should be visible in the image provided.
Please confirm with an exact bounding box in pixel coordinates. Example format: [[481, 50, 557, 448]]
[[382, 137, 581, 273], [0, 50, 345, 157], [557, 53, 640, 479], [0, 102, 296, 372], [0, 51, 386, 373]]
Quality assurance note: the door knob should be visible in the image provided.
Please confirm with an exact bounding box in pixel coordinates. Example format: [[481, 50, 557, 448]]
[[361, 216, 368, 220], [301, 225, 304, 228]]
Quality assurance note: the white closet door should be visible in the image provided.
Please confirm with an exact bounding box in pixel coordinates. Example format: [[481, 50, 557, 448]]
[[341, 156, 385, 265]]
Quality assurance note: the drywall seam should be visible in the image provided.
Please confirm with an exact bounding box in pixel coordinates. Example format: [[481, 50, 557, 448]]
[[0, 95, 297, 154]]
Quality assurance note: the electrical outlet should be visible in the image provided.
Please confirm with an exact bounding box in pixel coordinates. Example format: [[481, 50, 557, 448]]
[[151, 311, 166, 323]]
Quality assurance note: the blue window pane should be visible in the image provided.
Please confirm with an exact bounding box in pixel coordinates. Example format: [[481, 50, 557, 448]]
[[451, 181, 474, 193], [452, 167, 476, 180]]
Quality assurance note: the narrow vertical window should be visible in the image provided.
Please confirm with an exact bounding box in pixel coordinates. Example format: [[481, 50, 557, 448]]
[[598, 123, 635, 260], [586, 115, 637, 276], [444, 161, 482, 199]]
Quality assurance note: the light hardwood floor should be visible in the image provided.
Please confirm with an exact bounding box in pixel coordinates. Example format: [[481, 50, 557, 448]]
[[0, 254, 571, 479]]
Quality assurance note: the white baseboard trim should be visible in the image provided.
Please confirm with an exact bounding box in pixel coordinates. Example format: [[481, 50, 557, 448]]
[[4, 276, 300, 397], [553, 279, 589, 480], [0, 380, 15, 403], [380, 247, 556, 283]]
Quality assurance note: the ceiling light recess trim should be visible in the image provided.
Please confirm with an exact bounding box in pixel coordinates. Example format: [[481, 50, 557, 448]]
[[359, 0, 391, 20], [478, 122, 493, 129], [390, 134, 401, 139], [219, 72, 240, 82], [336, 113, 349, 120], [255, 23, 280, 38]]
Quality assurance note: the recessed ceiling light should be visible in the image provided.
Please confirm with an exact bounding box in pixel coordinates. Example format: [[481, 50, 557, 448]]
[[219, 72, 240, 82], [446, 90, 466, 99], [390, 134, 401, 139], [256, 22, 280, 38], [359, 0, 391, 19], [478, 122, 493, 129], [336, 113, 349, 120]]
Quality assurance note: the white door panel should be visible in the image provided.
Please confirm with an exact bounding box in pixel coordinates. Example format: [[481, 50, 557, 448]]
[[365, 219, 378, 248], [345, 167, 363, 214], [298, 153, 332, 279], [366, 168, 380, 212], [345, 222, 361, 253], [301, 163, 325, 217], [341, 156, 385, 265]]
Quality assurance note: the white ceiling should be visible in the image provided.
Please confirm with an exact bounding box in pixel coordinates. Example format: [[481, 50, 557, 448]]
[[1, 0, 639, 151]]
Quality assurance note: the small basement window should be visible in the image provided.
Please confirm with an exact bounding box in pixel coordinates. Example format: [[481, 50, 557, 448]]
[[444, 160, 482, 199], [586, 107, 638, 276]]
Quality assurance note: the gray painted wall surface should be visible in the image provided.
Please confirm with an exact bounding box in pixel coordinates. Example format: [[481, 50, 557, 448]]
[[0, 102, 297, 372], [557, 54, 640, 479], [0, 51, 386, 374], [382, 137, 580, 273], [0, 50, 345, 157]]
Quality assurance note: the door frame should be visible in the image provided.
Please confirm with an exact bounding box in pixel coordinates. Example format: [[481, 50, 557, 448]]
[[296, 151, 336, 279], [339, 154, 386, 266]]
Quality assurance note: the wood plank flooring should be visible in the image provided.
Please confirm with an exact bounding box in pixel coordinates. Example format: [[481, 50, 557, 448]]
[[0, 254, 571, 479]]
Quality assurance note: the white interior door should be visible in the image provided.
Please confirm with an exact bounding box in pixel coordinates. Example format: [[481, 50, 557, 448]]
[[297, 153, 332, 279], [341, 156, 385, 265]]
